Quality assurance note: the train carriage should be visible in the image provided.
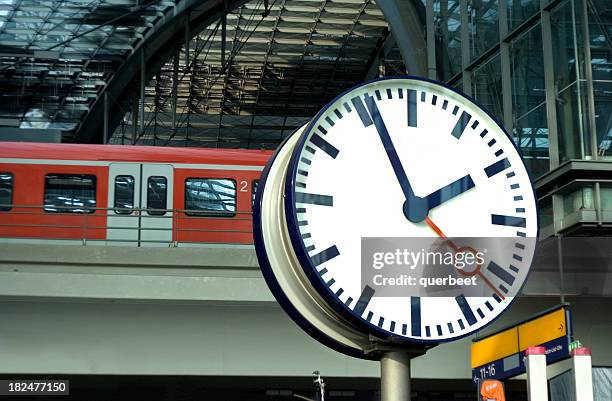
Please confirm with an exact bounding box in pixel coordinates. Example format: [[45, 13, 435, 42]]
[[0, 143, 272, 246]]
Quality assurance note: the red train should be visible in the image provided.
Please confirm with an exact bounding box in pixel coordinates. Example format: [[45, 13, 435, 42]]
[[0, 142, 272, 245]]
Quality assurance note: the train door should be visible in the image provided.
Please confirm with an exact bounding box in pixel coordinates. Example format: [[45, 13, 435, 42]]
[[107, 163, 174, 246], [107, 163, 141, 245], [140, 164, 173, 246]]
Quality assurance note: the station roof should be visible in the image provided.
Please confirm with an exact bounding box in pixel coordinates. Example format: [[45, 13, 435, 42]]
[[0, 0, 409, 149]]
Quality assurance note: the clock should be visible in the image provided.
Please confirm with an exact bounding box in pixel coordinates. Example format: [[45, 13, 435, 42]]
[[281, 77, 538, 343]]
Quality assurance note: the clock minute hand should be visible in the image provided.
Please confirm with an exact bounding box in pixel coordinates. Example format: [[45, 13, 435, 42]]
[[363, 95, 429, 223], [423, 174, 476, 210]]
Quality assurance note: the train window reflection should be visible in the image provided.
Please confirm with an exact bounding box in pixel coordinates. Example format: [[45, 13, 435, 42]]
[[114, 175, 135, 214], [252, 180, 259, 208], [147, 176, 167, 216], [185, 178, 236, 217], [0, 172, 13, 211], [44, 174, 96, 213]]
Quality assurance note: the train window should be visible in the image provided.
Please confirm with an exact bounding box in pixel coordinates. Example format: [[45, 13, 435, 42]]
[[44, 174, 96, 213], [147, 176, 167, 216], [252, 180, 259, 208], [114, 175, 135, 214], [0, 172, 13, 211], [185, 178, 236, 217]]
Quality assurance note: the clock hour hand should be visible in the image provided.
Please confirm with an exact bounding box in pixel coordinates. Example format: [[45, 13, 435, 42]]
[[363, 95, 429, 223], [422, 174, 475, 210]]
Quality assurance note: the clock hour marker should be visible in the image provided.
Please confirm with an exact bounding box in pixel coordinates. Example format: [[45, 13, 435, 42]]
[[295, 192, 333, 207], [455, 295, 477, 326], [491, 214, 526, 228], [353, 285, 375, 317], [310, 133, 339, 159], [411, 297, 421, 336], [451, 110, 472, 139], [310, 245, 340, 267], [407, 89, 417, 127], [484, 157, 511, 177], [351, 96, 373, 127], [486, 261, 515, 286]]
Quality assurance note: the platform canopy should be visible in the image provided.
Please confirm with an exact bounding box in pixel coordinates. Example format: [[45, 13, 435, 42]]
[[0, 0, 428, 148]]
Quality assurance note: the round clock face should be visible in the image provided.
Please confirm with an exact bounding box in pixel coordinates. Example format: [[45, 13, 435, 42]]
[[284, 77, 538, 343]]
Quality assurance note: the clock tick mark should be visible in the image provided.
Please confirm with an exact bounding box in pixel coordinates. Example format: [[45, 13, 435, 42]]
[[513, 254, 523, 262], [487, 261, 515, 286], [516, 207, 525, 213], [471, 120, 480, 129], [456, 295, 477, 326], [477, 308, 485, 319], [491, 214, 526, 228], [386, 88, 393, 99], [451, 110, 472, 139], [390, 321, 396, 332], [487, 138, 497, 147], [499, 284, 509, 294], [326, 278, 335, 287], [300, 157, 311, 165], [295, 192, 333, 207], [517, 231, 526, 237], [378, 316, 384, 327], [458, 319, 466, 330], [495, 149, 504, 157], [493, 293, 502, 303], [335, 288, 344, 296], [375, 90, 382, 100], [306, 245, 315, 252], [301, 232, 311, 239], [484, 157, 511, 177], [425, 326, 431, 337], [442, 99, 449, 110], [398, 88, 404, 99], [317, 126, 327, 135], [296, 207, 306, 213], [402, 324, 408, 335], [448, 322, 454, 334], [334, 109, 343, 119], [480, 129, 488, 138], [436, 325, 443, 336], [509, 264, 520, 273], [325, 116, 335, 127], [310, 245, 340, 267], [507, 171, 516, 178], [296, 182, 306, 189], [452, 105, 459, 115], [310, 133, 339, 159], [345, 297, 353, 307], [407, 89, 417, 127], [515, 242, 525, 250], [431, 95, 438, 105], [351, 96, 373, 127], [343, 102, 352, 113], [354, 285, 375, 317], [366, 311, 374, 322], [513, 195, 523, 201], [305, 145, 316, 154], [510, 183, 520, 190]]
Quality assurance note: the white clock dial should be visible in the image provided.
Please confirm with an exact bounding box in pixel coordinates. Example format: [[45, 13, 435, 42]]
[[284, 78, 538, 343]]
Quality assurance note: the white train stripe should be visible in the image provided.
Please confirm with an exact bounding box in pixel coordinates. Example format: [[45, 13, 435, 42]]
[[0, 158, 265, 171]]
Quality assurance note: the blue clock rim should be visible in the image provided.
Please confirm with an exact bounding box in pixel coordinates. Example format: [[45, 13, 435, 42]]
[[283, 75, 541, 345], [252, 128, 377, 360]]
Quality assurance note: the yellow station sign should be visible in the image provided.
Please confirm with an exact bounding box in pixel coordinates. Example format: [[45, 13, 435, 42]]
[[471, 307, 568, 369]]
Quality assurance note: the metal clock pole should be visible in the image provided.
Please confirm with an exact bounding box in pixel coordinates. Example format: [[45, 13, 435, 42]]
[[380, 351, 412, 401]]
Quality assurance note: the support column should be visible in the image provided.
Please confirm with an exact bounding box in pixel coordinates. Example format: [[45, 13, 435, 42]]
[[380, 351, 410, 401], [572, 347, 594, 401], [525, 346, 548, 401]]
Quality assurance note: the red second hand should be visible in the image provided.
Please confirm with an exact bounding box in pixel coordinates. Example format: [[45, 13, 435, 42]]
[[424, 216, 505, 300]]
